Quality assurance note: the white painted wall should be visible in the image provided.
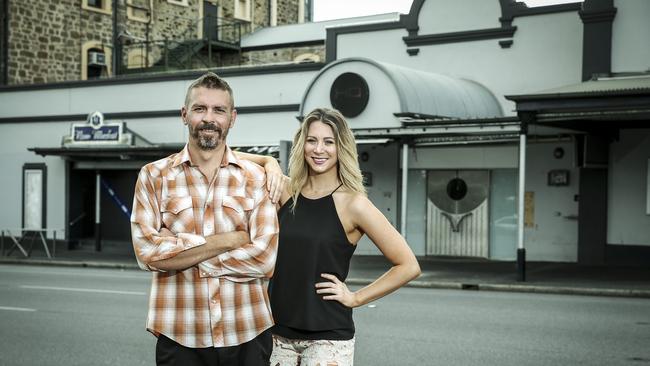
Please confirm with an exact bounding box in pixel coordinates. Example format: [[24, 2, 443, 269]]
[[0, 122, 69, 235], [336, 11, 583, 116], [524, 141, 579, 262], [607, 129, 650, 246], [0, 69, 317, 236], [611, 0, 650, 73], [0, 70, 318, 118], [417, 0, 501, 34]]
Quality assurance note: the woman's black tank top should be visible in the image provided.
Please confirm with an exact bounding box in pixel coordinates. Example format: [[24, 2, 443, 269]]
[[269, 187, 357, 340]]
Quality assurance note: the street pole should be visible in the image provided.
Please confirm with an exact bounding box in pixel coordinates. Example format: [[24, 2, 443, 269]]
[[400, 142, 409, 237], [95, 172, 102, 252], [517, 123, 527, 281]]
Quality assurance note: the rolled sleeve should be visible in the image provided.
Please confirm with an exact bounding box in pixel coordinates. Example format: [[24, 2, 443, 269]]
[[198, 191, 279, 280], [130, 167, 206, 271]]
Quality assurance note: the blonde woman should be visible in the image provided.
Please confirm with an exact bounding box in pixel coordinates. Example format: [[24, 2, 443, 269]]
[[237, 107, 420, 365]]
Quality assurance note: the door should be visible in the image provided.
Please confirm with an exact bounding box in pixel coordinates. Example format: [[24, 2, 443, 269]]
[[426, 170, 490, 257], [203, 1, 219, 41]]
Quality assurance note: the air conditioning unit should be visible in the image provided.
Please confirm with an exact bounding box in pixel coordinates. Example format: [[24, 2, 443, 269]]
[[88, 51, 106, 67]]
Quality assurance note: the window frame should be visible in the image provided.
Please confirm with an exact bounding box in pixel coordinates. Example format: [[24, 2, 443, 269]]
[[82, 0, 112, 15]]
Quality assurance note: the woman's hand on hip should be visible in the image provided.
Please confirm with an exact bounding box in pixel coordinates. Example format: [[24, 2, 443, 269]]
[[315, 273, 359, 308]]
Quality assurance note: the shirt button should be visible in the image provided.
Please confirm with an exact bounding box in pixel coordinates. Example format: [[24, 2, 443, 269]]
[[211, 299, 217, 304]]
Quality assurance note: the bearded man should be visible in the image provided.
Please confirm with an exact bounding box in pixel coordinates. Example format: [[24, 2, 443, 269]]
[[131, 72, 279, 366]]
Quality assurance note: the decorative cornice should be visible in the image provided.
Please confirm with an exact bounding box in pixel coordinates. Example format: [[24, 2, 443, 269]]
[[403, 26, 516, 47], [0, 104, 301, 124], [242, 40, 324, 52], [0, 63, 325, 92], [579, 8, 617, 23]]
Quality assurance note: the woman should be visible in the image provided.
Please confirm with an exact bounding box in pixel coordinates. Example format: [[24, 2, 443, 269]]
[[238, 107, 420, 365]]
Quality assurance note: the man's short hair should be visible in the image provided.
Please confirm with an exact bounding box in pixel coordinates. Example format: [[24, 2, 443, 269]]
[[184, 72, 234, 109]]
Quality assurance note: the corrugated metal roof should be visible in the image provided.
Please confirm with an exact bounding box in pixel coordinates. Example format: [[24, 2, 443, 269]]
[[241, 13, 400, 48], [372, 59, 503, 119], [507, 74, 650, 100]]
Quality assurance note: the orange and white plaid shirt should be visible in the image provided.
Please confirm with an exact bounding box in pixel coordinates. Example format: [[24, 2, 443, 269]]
[[131, 145, 278, 348]]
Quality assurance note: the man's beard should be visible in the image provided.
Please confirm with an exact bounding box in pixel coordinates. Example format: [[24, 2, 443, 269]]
[[189, 123, 227, 150]]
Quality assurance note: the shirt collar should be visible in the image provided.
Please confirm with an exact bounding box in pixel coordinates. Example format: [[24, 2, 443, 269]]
[[171, 144, 244, 170]]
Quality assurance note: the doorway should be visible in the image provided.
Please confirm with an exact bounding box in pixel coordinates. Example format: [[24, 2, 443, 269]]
[[426, 170, 490, 257]]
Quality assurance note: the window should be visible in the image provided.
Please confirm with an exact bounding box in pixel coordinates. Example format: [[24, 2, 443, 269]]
[[82, 0, 111, 15], [126, 49, 151, 69], [81, 42, 112, 80], [299, 0, 313, 23], [234, 0, 251, 21], [127, 0, 151, 22]]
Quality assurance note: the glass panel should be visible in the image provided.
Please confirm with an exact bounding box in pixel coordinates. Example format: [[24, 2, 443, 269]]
[[489, 169, 517, 260], [406, 169, 427, 256]]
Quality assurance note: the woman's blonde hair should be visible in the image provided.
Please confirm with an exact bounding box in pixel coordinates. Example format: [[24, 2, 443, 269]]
[[288, 107, 366, 211]]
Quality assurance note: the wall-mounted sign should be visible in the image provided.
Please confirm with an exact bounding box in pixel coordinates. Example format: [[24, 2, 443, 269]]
[[548, 169, 570, 186], [63, 111, 131, 146]]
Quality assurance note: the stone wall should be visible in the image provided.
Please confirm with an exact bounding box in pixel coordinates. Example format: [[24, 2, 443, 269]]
[[241, 44, 323, 65], [8, 0, 113, 85], [277, 0, 299, 25], [4, 0, 307, 85]]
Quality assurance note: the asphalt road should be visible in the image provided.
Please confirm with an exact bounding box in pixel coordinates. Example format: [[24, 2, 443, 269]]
[[0, 264, 649, 366]]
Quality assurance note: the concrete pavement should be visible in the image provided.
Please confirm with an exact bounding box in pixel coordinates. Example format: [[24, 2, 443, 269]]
[[1, 241, 649, 298]]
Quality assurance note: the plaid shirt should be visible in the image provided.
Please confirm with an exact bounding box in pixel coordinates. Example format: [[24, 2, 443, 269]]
[[131, 145, 278, 348]]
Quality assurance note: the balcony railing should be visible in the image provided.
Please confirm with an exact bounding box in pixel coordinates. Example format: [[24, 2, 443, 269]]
[[117, 16, 242, 75]]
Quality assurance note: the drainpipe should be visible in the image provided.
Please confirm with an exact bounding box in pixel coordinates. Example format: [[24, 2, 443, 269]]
[[1, 0, 8, 84], [112, 0, 119, 76]]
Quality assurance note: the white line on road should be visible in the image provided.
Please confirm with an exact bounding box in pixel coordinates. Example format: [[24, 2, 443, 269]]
[[0, 306, 36, 312], [0, 266, 148, 280], [20, 285, 146, 296]]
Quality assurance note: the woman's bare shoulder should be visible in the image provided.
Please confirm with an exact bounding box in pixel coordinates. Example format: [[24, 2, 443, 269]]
[[335, 190, 373, 213]]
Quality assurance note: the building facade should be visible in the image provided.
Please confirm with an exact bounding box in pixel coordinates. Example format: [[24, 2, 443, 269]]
[[0, 0, 313, 85], [0, 0, 648, 267]]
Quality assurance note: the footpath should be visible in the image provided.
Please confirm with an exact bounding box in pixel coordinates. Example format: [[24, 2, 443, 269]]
[[1, 243, 649, 299]]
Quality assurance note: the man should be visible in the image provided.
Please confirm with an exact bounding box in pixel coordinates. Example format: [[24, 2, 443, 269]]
[[131, 72, 278, 366]]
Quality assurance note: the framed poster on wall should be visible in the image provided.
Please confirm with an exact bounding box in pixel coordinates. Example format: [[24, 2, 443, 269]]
[[23, 163, 47, 230]]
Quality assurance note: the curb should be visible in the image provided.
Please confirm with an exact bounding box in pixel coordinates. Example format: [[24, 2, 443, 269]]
[[348, 278, 650, 299], [0, 258, 140, 270], [3, 259, 650, 299]]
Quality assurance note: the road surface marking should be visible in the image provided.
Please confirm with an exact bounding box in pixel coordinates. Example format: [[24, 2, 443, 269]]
[[20, 285, 146, 296], [0, 306, 36, 312], [0, 266, 147, 280]]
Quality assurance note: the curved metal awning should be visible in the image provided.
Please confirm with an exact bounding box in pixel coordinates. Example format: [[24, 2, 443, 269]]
[[300, 57, 504, 132]]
